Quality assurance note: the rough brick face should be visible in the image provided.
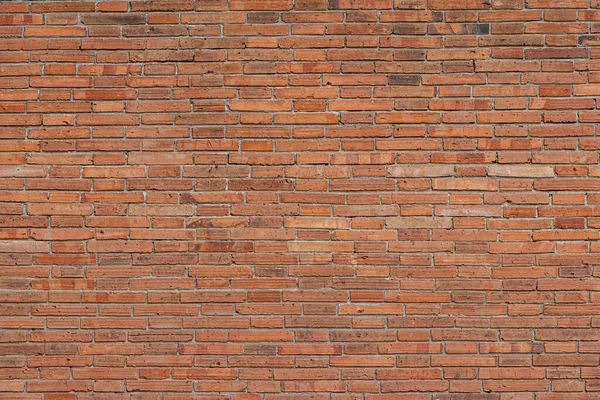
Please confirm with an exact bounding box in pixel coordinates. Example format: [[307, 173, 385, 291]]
[[2, 0, 600, 398]]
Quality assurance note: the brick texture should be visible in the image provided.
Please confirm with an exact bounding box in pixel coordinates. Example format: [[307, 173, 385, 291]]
[[2, 0, 600, 398]]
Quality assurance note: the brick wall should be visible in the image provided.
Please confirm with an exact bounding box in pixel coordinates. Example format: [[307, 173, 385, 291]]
[[1, 0, 600, 398]]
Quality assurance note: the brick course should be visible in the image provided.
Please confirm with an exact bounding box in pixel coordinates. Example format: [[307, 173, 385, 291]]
[[1, 0, 600, 398]]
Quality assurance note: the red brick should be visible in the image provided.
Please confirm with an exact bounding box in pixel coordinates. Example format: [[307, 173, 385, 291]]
[[0, 0, 598, 397]]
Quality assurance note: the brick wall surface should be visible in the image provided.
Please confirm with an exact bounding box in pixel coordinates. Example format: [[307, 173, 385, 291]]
[[2, 0, 600, 398]]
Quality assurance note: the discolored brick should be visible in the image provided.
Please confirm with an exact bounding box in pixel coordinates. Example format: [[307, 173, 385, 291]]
[[2, 0, 599, 397]]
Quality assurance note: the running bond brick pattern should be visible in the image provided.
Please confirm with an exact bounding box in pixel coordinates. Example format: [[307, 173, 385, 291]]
[[4, 0, 600, 399]]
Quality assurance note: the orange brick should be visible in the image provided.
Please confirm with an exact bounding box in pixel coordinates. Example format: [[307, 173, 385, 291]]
[[0, 1, 598, 397]]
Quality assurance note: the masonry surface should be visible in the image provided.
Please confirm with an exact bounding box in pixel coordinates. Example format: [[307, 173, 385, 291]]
[[3, 0, 600, 398]]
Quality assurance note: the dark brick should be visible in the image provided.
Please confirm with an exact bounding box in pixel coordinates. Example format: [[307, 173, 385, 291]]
[[388, 74, 421, 85]]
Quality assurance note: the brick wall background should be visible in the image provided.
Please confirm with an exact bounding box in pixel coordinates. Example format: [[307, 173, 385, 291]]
[[2, 0, 600, 398]]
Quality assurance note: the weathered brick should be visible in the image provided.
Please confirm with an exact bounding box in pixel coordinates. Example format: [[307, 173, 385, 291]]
[[488, 165, 555, 177], [0, 0, 598, 397]]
